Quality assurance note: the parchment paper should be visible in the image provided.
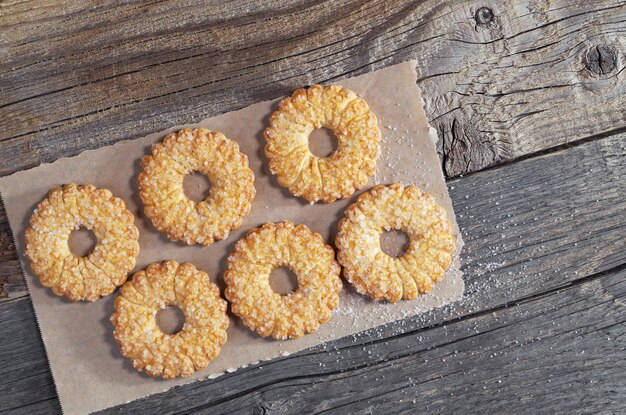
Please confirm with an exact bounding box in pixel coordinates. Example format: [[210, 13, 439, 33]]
[[0, 61, 464, 415]]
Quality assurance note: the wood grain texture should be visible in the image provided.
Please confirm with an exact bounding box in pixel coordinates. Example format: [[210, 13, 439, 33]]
[[0, 131, 623, 414], [1, 0, 625, 413], [0, 298, 60, 415], [0, 0, 625, 178], [425, 0, 626, 176], [98, 267, 626, 415], [2, 266, 624, 415], [0, 198, 24, 300]]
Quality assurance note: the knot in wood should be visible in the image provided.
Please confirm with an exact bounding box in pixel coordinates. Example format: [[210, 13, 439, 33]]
[[585, 45, 617, 76], [475, 7, 494, 26]]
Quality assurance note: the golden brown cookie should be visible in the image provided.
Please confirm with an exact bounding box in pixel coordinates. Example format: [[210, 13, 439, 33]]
[[138, 128, 255, 245], [25, 183, 139, 302], [112, 260, 229, 380], [336, 184, 455, 302], [264, 85, 380, 203], [224, 221, 342, 340]]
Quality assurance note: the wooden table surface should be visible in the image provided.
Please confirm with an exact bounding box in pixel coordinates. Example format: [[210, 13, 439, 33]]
[[1, 1, 625, 414]]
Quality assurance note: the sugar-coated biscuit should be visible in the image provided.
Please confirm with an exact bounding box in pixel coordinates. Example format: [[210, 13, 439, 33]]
[[264, 85, 380, 203], [112, 260, 229, 380], [138, 128, 255, 245], [25, 183, 139, 302], [224, 221, 342, 339], [336, 184, 454, 302]]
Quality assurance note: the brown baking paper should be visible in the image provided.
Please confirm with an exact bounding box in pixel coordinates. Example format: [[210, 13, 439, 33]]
[[0, 61, 463, 415]]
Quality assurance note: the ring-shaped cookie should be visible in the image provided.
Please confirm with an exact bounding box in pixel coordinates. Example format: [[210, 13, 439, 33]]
[[112, 260, 229, 379], [264, 85, 381, 203], [138, 128, 255, 245], [336, 184, 455, 302], [224, 221, 342, 340], [25, 183, 139, 302]]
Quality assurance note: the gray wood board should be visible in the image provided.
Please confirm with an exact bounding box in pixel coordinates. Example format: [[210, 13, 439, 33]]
[[0, 0, 625, 177], [98, 267, 626, 414], [0, 131, 623, 414], [2, 0, 626, 301]]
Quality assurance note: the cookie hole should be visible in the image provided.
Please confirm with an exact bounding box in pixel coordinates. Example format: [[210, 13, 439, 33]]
[[68, 227, 97, 257], [380, 229, 410, 258], [183, 172, 212, 202], [309, 127, 338, 158], [156, 305, 186, 335], [269, 267, 299, 295]]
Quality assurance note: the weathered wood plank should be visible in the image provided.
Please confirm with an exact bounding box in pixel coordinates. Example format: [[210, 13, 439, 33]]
[[1, 256, 623, 414], [0, 129, 623, 414], [1, 1, 625, 412], [425, 0, 626, 176], [0, 198, 24, 300], [99, 266, 626, 414], [2, 0, 625, 300], [0, 0, 625, 177], [0, 298, 60, 415]]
